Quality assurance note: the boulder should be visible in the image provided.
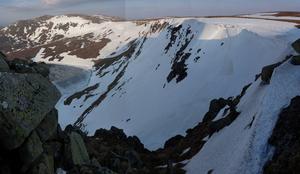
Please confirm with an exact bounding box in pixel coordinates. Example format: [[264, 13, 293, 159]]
[[291, 55, 300, 65], [0, 73, 61, 149], [0, 52, 9, 72], [36, 109, 58, 142], [292, 39, 300, 54], [65, 131, 90, 167], [19, 131, 43, 172]]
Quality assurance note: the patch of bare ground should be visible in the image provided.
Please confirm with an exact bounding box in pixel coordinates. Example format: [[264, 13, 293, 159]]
[[6, 35, 111, 61], [6, 47, 40, 60], [271, 11, 300, 17]]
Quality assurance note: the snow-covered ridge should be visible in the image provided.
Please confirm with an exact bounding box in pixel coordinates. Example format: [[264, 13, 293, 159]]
[[1, 13, 300, 174], [0, 14, 117, 52]]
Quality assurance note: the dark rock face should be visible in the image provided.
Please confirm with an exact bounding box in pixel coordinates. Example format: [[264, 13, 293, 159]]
[[263, 96, 300, 174], [261, 55, 292, 84], [261, 63, 281, 84], [166, 26, 194, 83], [0, 52, 9, 72], [291, 55, 300, 65], [7, 58, 50, 78], [202, 98, 228, 122], [18, 131, 44, 172], [292, 38, 300, 53], [36, 109, 59, 142]]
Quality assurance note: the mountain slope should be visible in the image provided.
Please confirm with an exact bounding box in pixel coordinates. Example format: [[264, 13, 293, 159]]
[[1, 13, 300, 174]]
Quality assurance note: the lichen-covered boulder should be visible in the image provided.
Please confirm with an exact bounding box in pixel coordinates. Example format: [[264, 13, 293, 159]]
[[0, 73, 61, 150], [36, 109, 58, 142], [0, 52, 9, 72], [69, 131, 90, 166], [292, 39, 300, 53]]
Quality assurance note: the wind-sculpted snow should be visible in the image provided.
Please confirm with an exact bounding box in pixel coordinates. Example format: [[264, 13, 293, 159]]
[[2, 13, 300, 174]]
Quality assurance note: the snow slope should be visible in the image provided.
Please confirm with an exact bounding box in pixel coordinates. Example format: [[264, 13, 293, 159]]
[[2, 13, 300, 174], [185, 61, 300, 174], [54, 17, 300, 150]]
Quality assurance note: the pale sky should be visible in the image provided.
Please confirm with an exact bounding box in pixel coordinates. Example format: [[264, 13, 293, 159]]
[[0, 0, 300, 25]]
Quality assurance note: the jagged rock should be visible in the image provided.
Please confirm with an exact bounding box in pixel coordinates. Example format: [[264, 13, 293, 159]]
[[0, 52, 9, 72], [263, 96, 300, 174], [0, 73, 60, 150], [31, 62, 50, 78], [127, 136, 145, 152], [29, 153, 55, 174], [7, 59, 50, 78], [261, 63, 280, 84], [19, 131, 44, 172], [36, 109, 58, 142], [202, 98, 227, 122], [292, 38, 300, 53], [164, 135, 184, 149], [7, 58, 34, 73], [291, 55, 300, 65], [66, 131, 90, 167]]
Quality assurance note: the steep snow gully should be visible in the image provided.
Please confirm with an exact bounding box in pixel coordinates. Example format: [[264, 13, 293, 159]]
[[2, 13, 300, 174]]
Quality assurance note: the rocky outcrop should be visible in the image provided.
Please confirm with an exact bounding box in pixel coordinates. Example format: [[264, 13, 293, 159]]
[[291, 55, 300, 65], [0, 52, 9, 72], [7, 59, 50, 78], [261, 55, 292, 84], [292, 38, 300, 54], [0, 52, 61, 174], [68, 131, 90, 166], [261, 39, 300, 84], [0, 72, 60, 149], [263, 96, 300, 174]]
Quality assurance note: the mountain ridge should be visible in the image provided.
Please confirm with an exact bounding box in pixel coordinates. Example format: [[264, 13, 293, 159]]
[[1, 12, 300, 174]]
